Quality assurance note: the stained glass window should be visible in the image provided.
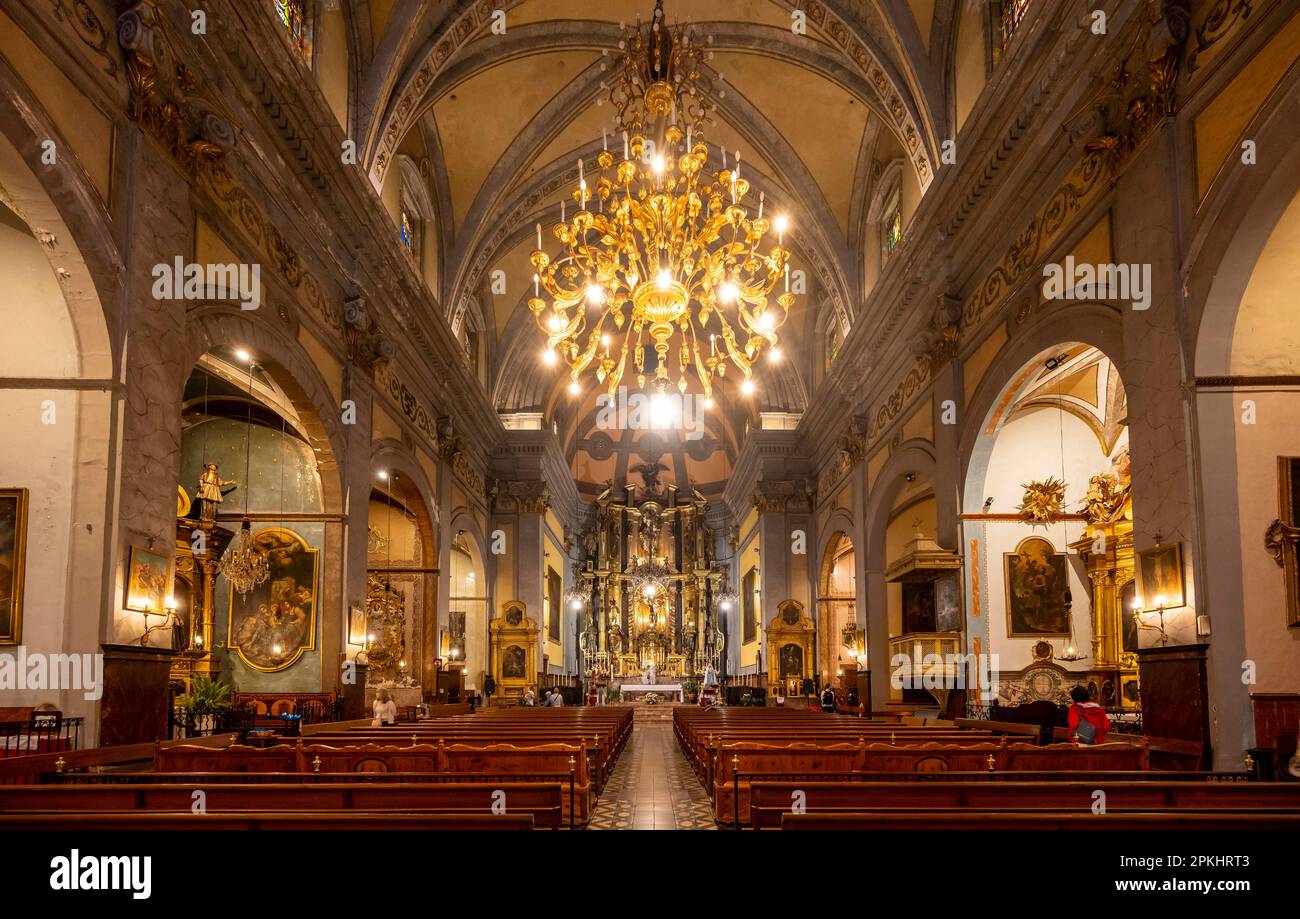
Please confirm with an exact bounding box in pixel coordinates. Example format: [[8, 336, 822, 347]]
[[1001, 0, 1032, 50], [274, 0, 307, 57], [400, 206, 418, 259], [882, 202, 902, 260]]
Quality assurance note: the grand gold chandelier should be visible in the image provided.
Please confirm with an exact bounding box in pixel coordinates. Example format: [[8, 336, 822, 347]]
[[529, 0, 794, 401]]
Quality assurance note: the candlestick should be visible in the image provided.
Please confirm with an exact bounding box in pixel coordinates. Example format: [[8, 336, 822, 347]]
[[534, 273, 539, 296], [758, 192, 764, 220], [602, 129, 608, 152], [735, 151, 740, 180], [561, 200, 566, 222], [784, 264, 790, 292], [536, 223, 542, 250], [623, 131, 629, 160]]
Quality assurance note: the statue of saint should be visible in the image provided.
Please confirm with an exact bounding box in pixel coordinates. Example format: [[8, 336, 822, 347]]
[[642, 660, 656, 685], [197, 463, 237, 523], [704, 663, 718, 688]]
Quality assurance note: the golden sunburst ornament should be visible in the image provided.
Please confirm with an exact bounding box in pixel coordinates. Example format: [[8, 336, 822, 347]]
[[1018, 477, 1066, 523]]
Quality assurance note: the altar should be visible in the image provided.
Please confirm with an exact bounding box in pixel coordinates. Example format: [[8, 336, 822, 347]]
[[619, 683, 684, 702]]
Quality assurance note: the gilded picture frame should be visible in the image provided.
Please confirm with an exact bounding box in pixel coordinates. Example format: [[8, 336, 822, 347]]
[[1004, 536, 1072, 637], [226, 527, 319, 672], [0, 488, 29, 645], [1275, 457, 1300, 628], [347, 605, 367, 647], [125, 545, 172, 613], [1136, 542, 1185, 610]]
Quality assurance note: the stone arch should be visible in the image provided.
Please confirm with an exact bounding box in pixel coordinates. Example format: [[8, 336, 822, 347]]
[[182, 307, 346, 515], [861, 439, 938, 708], [0, 94, 119, 732], [959, 304, 1126, 514], [1184, 83, 1300, 767], [370, 438, 441, 690]]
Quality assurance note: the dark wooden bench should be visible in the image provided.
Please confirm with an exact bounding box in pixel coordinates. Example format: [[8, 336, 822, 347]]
[[749, 780, 1300, 827], [779, 811, 1300, 830], [0, 781, 565, 828], [0, 812, 534, 830]]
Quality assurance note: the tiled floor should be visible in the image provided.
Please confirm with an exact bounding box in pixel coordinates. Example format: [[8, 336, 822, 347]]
[[588, 722, 717, 830]]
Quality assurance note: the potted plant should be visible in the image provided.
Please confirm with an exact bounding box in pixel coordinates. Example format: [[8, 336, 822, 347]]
[[682, 678, 701, 703], [177, 675, 232, 736], [605, 685, 621, 704]]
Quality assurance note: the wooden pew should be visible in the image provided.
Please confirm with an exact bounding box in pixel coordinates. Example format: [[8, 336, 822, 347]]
[[152, 739, 593, 824], [0, 812, 534, 830], [749, 780, 1300, 828], [0, 782, 565, 828], [779, 811, 1300, 830]]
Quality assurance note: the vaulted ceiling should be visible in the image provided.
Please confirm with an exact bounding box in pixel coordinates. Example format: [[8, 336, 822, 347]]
[[344, 0, 960, 496]]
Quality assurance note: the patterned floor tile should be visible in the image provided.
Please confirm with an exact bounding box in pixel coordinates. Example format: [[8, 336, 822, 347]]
[[589, 722, 716, 830]]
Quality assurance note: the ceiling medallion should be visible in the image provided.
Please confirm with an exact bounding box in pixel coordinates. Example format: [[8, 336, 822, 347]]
[[527, 0, 794, 401]]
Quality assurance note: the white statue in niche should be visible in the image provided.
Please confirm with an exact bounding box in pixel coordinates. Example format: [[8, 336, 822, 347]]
[[642, 661, 656, 685]]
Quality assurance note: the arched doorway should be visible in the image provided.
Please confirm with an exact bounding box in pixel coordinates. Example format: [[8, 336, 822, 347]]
[[178, 347, 328, 691], [448, 529, 488, 697], [365, 466, 437, 695], [0, 134, 113, 726], [817, 531, 859, 692], [963, 344, 1134, 715], [1194, 182, 1300, 764]]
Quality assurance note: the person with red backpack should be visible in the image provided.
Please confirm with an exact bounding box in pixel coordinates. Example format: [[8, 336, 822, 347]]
[[1067, 685, 1110, 744]]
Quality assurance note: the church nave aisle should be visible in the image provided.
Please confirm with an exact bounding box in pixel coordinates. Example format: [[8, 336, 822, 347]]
[[588, 721, 716, 830]]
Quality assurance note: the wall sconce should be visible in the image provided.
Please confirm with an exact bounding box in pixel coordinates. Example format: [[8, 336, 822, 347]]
[[138, 596, 178, 647], [1132, 595, 1171, 647]]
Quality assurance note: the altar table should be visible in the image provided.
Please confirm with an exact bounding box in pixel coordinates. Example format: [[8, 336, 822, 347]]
[[619, 683, 684, 702]]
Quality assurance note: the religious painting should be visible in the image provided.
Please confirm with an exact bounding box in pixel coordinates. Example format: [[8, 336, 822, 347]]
[[227, 528, 318, 671], [742, 566, 757, 644], [547, 566, 562, 642], [779, 643, 803, 679], [1004, 536, 1071, 636], [448, 610, 466, 657], [902, 582, 936, 634], [0, 488, 28, 644], [935, 574, 962, 632], [1136, 543, 1185, 610], [126, 546, 172, 613], [348, 605, 366, 647], [1120, 580, 1139, 653], [502, 644, 526, 678], [1275, 457, 1300, 627]]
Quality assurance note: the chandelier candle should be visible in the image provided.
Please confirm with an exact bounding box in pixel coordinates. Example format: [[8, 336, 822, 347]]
[[528, 0, 794, 401]]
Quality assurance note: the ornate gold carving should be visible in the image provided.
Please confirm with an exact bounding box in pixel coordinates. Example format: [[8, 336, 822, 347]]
[[866, 356, 932, 441], [1265, 519, 1287, 568], [1018, 478, 1066, 523]]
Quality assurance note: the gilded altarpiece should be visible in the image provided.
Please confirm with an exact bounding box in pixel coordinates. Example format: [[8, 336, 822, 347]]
[[573, 471, 725, 681], [766, 600, 815, 695], [1068, 457, 1140, 708], [490, 601, 538, 705]]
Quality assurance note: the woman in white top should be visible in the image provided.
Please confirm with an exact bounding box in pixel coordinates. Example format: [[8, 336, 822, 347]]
[[372, 688, 397, 725]]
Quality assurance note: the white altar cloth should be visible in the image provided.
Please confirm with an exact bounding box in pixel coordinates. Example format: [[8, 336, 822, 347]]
[[619, 683, 684, 702]]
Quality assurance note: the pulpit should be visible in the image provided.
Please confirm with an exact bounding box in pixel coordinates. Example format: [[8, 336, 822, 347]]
[[490, 601, 539, 706]]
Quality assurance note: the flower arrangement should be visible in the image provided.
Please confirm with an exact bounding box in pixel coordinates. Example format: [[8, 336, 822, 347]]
[[643, 692, 663, 705]]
